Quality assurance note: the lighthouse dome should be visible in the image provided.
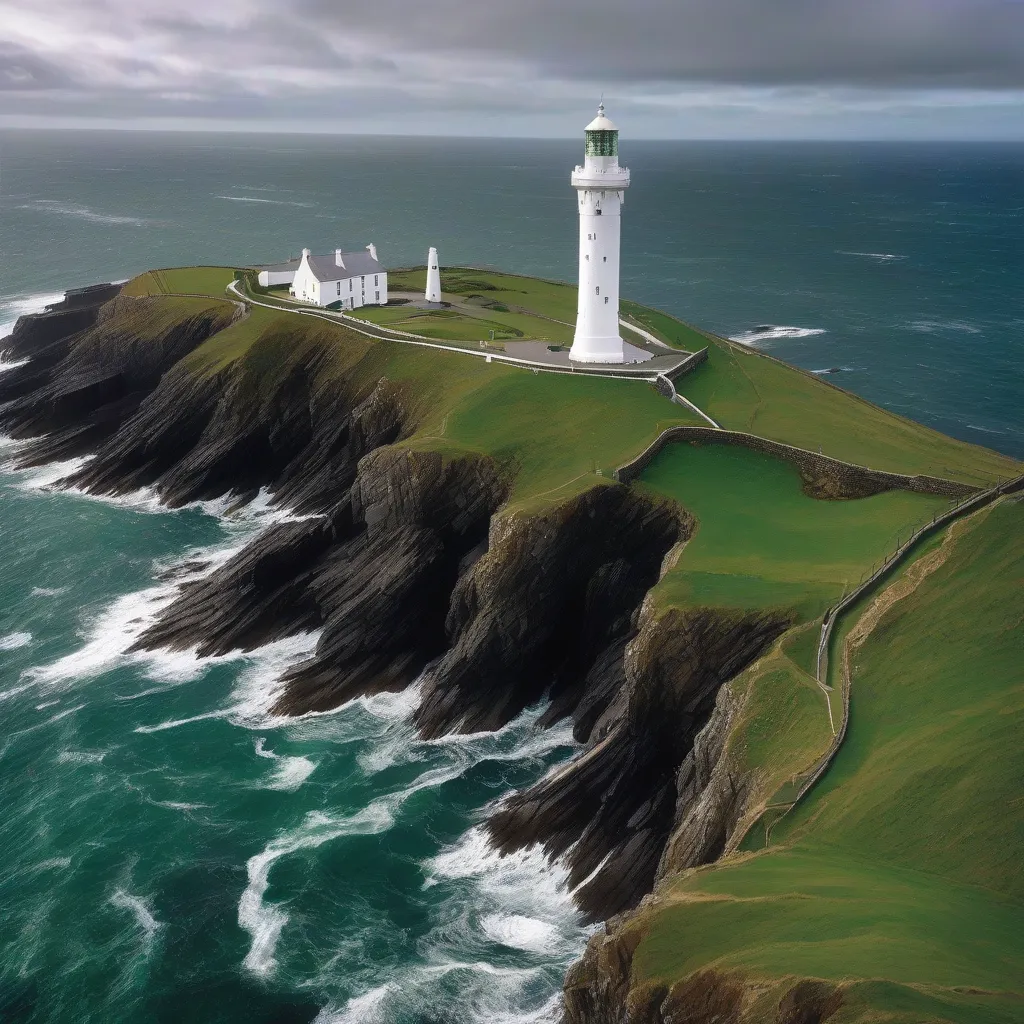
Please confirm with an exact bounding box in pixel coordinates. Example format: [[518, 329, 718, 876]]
[[585, 103, 618, 131]]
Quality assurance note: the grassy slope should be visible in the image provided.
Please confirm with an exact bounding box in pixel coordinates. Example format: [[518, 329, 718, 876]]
[[626, 498, 1024, 1021], [637, 444, 948, 621]]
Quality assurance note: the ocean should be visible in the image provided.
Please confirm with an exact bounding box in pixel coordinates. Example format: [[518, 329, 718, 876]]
[[0, 131, 1021, 1023]]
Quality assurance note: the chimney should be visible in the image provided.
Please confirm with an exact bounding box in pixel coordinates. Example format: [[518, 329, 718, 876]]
[[366, 242, 378, 262], [335, 249, 345, 269]]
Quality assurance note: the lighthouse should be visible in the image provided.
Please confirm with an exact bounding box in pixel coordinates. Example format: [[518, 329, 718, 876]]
[[569, 104, 630, 364]]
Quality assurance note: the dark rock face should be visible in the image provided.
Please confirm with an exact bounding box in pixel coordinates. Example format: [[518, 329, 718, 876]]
[[5, 289, 826, 1024], [488, 606, 791, 924], [1, 292, 236, 468], [415, 486, 686, 740], [134, 447, 510, 714], [563, 938, 844, 1024]]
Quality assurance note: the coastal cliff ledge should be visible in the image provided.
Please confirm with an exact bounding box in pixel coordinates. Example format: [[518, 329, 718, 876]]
[[5, 280, 1019, 1024]]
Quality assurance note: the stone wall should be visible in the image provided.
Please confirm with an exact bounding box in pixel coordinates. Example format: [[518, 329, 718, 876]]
[[663, 346, 708, 382], [615, 425, 980, 499]]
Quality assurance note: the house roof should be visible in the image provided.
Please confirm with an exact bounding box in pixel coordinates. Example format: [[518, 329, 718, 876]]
[[255, 250, 386, 282], [307, 251, 385, 282], [256, 260, 300, 274]]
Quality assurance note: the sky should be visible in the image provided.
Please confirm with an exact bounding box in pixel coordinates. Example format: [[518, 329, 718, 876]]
[[1, 0, 1023, 138]]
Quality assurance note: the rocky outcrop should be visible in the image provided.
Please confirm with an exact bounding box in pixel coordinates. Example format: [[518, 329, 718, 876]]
[[487, 605, 791, 923], [1, 291, 236, 468], [415, 486, 686, 740], [3, 287, 847, 1024], [564, 934, 845, 1024]]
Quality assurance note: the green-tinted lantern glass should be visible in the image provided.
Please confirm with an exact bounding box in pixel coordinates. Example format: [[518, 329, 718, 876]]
[[585, 130, 618, 157]]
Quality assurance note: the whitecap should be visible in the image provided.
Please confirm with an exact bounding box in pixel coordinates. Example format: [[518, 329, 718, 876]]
[[313, 984, 396, 1024], [254, 736, 317, 792], [14, 455, 92, 492], [110, 889, 162, 939], [838, 251, 907, 262], [906, 319, 981, 335], [31, 587, 67, 598], [481, 913, 559, 954], [239, 804, 395, 977], [0, 631, 33, 651], [0, 290, 66, 341], [17, 201, 149, 227], [730, 325, 827, 345], [56, 749, 106, 764]]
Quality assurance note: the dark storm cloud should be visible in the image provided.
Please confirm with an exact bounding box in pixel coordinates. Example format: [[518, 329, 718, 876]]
[[1, 0, 1023, 132], [293, 0, 1024, 88], [0, 44, 72, 91]]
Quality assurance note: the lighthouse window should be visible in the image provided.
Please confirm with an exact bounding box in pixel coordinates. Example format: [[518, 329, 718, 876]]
[[337, 282, 341, 295], [603, 256, 607, 262], [374, 275, 378, 286], [585, 255, 589, 261], [595, 208, 602, 216], [604, 297, 609, 304], [596, 286, 600, 295]]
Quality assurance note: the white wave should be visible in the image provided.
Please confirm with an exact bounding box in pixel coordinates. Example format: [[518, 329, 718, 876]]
[[907, 319, 981, 335], [134, 710, 227, 734], [31, 587, 67, 598], [150, 799, 209, 812], [34, 699, 60, 710], [481, 913, 559, 954], [18, 201, 149, 227], [730, 325, 827, 345], [254, 736, 317, 792], [215, 195, 312, 208], [23, 583, 178, 687], [239, 804, 395, 977], [0, 290, 66, 340], [0, 357, 28, 372], [56, 749, 106, 764], [965, 423, 1005, 435], [0, 631, 33, 650], [14, 455, 92, 492], [30, 857, 72, 872], [313, 984, 396, 1024], [838, 250, 907, 261], [110, 889, 162, 939]]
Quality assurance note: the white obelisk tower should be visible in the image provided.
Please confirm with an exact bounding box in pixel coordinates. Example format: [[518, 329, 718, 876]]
[[569, 104, 630, 364], [425, 247, 441, 303]]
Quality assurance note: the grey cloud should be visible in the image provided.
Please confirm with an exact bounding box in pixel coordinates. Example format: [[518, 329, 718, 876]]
[[0, 44, 73, 91], [0, 0, 1023, 132]]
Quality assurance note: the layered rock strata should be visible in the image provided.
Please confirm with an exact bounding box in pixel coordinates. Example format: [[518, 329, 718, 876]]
[[2, 289, 843, 1022]]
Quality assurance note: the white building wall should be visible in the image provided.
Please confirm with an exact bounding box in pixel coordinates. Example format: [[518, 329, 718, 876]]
[[288, 251, 388, 308], [257, 269, 296, 288], [574, 189, 624, 360]]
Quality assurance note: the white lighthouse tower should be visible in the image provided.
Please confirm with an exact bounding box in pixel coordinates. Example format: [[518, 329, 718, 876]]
[[425, 247, 441, 304], [569, 104, 630, 364]]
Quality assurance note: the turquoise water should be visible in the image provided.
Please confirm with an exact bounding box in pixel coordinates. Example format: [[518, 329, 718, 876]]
[[1, 134, 1022, 1022], [0, 467, 581, 1022]]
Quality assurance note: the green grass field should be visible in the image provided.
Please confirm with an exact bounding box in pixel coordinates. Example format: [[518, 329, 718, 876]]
[[625, 498, 1024, 1021], [638, 443, 949, 621]]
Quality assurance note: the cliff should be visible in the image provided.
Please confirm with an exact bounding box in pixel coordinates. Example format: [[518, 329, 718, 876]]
[[4, 280, 1018, 1024]]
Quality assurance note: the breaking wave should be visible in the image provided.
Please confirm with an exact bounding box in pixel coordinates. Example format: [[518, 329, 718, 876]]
[[730, 324, 827, 345]]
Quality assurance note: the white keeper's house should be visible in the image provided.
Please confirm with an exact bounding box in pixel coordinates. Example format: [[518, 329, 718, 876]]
[[256, 243, 388, 309]]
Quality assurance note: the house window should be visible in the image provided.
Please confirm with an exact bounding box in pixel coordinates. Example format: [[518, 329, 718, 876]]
[[374, 275, 378, 286], [337, 282, 341, 295], [349, 280, 353, 291], [375, 290, 380, 301], [596, 286, 600, 295], [596, 208, 602, 216], [604, 296, 609, 304], [587, 233, 591, 240]]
